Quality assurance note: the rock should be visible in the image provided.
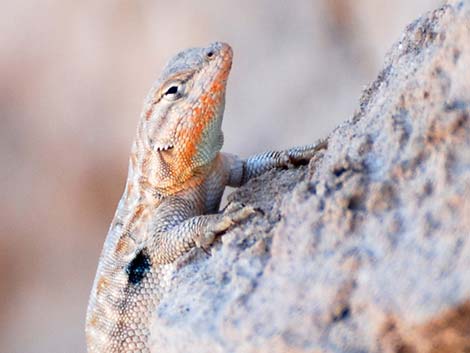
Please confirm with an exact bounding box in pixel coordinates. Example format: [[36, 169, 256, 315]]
[[150, 2, 470, 352]]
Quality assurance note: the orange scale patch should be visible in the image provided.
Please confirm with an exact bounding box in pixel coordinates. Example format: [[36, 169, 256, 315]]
[[115, 237, 130, 255], [129, 204, 145, 225], [145, 108, 153, 121], [96, 276, 109, 296], [88, 314, 99, 328]]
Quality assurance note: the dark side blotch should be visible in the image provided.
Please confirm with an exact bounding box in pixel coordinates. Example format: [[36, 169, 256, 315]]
[[126, 249, 151, 285]]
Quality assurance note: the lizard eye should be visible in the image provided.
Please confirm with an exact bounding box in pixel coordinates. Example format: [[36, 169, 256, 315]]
[[164, 86, 178, 95], [162, 82, 184, 101]]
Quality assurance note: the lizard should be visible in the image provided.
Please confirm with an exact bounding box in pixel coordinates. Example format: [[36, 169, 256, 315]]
[[85, 41, 327, 353]]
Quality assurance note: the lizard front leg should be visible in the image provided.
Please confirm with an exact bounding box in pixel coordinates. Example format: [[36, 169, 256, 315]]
[[224, 139, 328, 187], [149, 198, 256, 264]]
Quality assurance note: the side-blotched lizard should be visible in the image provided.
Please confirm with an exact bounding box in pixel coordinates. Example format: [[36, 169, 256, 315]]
[[85, 42, 326, 352]]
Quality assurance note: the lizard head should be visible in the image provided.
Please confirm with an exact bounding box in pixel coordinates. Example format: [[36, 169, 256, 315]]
[[135, 42, 233, 193]]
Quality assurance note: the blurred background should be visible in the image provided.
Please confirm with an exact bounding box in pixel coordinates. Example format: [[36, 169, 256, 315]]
[[0, 1, 442, 352]]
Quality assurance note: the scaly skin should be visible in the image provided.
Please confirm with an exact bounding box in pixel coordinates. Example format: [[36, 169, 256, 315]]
[[85, 42, 327, 353]]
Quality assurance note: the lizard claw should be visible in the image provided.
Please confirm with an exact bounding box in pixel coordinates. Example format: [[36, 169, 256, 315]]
[[195, 230, 217, 250], [222, 201, 245, 213], [253, 206, 265, 216], [200, 246, 211, 256], [195, 203, 258, 251], [225, 203, 258, 223], [287, 139, 328, 166]]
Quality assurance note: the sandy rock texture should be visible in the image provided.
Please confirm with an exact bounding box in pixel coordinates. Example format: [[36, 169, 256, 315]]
[[151, 2, 470, 353]]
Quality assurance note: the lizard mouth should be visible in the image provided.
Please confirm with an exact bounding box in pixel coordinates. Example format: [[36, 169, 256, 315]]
[[156, 145, 174, 152]]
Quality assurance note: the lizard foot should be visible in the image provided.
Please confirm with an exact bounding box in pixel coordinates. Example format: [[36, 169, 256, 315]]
[[286, 139, 328, 166], [195, 202, 258, 250]]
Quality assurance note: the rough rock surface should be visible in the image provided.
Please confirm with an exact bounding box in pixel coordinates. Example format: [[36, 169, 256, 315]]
[[150, 2, 470, 352]]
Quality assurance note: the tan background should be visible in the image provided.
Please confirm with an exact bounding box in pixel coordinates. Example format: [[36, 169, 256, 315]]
[[0, 1, 441, 352]]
